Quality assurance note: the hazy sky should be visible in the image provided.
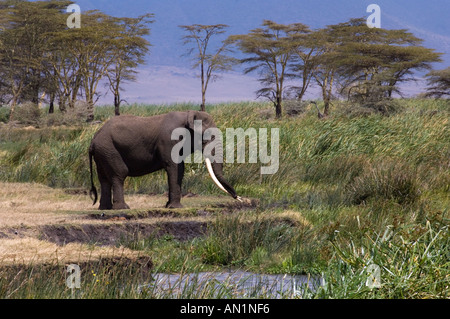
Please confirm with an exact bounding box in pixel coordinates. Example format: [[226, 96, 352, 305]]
[[71, 0, 449, 104]]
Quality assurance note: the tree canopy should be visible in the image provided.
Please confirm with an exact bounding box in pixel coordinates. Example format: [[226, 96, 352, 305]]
[[0, 0, 153, 120], [179, 24, 236, 112], [230, 17, 443, 118], [425, 67, 450, 99], [328, 19, 442, 104], [229, 20, 310, 118]]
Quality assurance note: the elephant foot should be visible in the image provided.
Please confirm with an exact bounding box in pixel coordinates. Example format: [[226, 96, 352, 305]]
[[99, 204, 113, 210], [166, 201, 183, 209], [113, 202, 130, 210]]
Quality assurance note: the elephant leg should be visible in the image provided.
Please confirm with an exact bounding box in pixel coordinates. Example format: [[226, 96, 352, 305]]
[[165, 162, 185, 208], [99, 181, 113, 210], [97, 163, 113, 210], [112, 176, 130, 210], [97, 153, 130, 210]]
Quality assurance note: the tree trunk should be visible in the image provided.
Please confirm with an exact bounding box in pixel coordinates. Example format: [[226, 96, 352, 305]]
[[86, 99, 95, 122], [59, 94, 67, 113], [114, 94, 121, 116], [325, 74, 334, 116], [49, 93, 55, 114], [9, 97, 18, 122], [323, 99, 330, 117], [275, 95, 282, 119], [297, 64, 312, 102], [319, 72, 333, 117], [31, 88, 39, 104], [200, 61, 207, 112]]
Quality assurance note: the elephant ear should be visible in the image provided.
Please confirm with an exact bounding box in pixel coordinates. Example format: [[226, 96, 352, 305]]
[[187, 111, 198, 130], [187, 110, 214, 132]]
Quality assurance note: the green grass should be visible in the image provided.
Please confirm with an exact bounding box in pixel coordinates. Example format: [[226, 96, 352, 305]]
[[0, 215, 446, 299], [193, 213, 299, 268], [313, 216, 449, 299], [0, 98, 449, 298]]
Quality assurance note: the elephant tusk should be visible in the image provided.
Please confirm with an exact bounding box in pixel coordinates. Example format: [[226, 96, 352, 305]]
[[205, 157, 229, 195]]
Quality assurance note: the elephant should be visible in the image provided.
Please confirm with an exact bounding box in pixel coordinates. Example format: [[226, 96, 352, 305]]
[[89, 111, 242, 210]]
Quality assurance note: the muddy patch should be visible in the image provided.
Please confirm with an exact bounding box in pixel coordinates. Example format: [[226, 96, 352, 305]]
[[87, 198, 258, 222], [88, 210, 207, 221], [0, 226, 38, 240], [88, 209, 223, 222], [213, 198, 259, 209], [40, 221, 208, 246]]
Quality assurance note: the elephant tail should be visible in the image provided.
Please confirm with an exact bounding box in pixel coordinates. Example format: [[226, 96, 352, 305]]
[[89, 145, 98, 206]]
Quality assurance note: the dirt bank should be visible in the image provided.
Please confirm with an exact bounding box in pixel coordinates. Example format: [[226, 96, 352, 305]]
[[39, 221, 209, 246]]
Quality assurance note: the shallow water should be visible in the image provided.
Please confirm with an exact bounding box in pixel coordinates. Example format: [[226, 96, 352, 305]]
[[142, 271, 322, 298]]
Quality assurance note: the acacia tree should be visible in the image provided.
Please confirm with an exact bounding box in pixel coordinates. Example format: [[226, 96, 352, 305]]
[[0, 17, 27, 109], [49, 10, 153, 121], [44, 1, 79, 113], [75, 11, 121, 121], [425, 67, 450, 99], [48, 9, 152, 118], [47, 10, 108, 117], [328, 19, 442, 105], [1, 1, 153, 122], [47, 31, 80, 113], [180, 24, 236, 112], [229, 20, 306, 118], [0, 0, 71, 117], [106, 14, 153, 116], [302, 20, 368, 117], [287, 24, 314, 102], [301, 18, 442, 115]]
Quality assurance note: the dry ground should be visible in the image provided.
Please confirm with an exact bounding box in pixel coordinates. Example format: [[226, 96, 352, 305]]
[[0, 182, 243, 227], [0, 182, 255, 266], [0, 237, 147, 266]]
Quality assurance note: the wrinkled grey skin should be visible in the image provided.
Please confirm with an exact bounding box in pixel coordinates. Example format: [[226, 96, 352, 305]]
[[89, 111, 238, 210]]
